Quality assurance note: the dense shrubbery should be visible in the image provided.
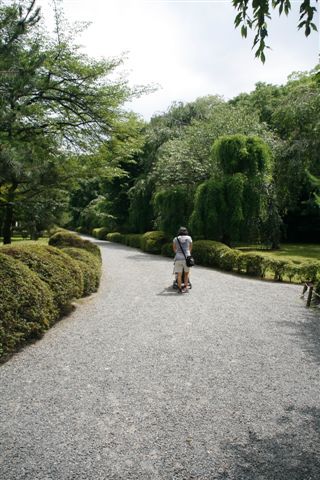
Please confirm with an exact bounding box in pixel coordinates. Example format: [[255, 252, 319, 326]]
[[105, 230, 320, 284], [106, 231, 168, 253], [92, 227, 109, 240], [0, 231, 101, 361], [49, 231, 101, 258], [0, 253, 57, 359], [161, 242, 175, 258], [106, 232, 125, 243], [140, 231, 168, 254], [1, 245, 83, 313], [62, 247, 101, 295]]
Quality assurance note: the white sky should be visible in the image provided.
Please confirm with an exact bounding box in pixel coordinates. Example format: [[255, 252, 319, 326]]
[[38, 0, 319, 119]]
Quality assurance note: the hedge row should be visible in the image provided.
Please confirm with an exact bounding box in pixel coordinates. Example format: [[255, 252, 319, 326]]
[[0, 232, 101, 361], [104, 231, 320, 284], [105, 231, 169, 254], [193, 240, 320, 283]]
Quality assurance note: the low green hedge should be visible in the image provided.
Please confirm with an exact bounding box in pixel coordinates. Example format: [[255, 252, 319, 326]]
[[49, 231, 101, 258], [62, 247, 101, 295], [0, 232, 101, 361], [0, 253, 57, 359], [1, 244, 84, 313], [140, 231, 168, 254], [123, 234, 143, 249], [192, 240, 320, 282], [106, 232, 125, 243], [92, 227, 109, 240], [161, 242, 175, 258]]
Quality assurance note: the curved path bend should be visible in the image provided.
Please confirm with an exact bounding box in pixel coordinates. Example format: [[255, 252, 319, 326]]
[[1, 240, 320, 480]]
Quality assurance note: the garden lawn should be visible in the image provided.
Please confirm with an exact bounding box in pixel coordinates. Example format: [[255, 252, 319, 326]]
[[236, 243, 320, 263], [0, 237, 49, 246]]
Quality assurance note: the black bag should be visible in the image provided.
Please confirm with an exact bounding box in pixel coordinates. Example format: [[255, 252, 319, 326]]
[[177, 237, 195, 267], [186, 255, 195, 267]]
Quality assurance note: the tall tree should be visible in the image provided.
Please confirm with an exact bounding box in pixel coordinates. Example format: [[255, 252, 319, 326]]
[[0, 0, 140, 243]]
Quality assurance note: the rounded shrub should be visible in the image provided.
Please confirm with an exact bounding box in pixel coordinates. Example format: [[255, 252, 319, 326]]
[[0, 253, 57, 359], [62, 247, 102, 296], [241, 253, 266, 277], [1, 244, 84, 313], [49, 231, 101, 258], [161, 242, 175, 258], [123, 234, 143, 249], [92, 227, 109, 240], [106, 232, 125, 243], [140, 231, 168, 254]]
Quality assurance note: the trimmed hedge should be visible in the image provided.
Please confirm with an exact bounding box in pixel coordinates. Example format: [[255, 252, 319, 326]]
[[95, 225, 320, 285], [140, 231, 168, 254], [92, 227, 109, 240], [0, 253, 57, 359], [1, 244, 84, 312], [0, 232, 101, 361], [49, 231, 101, 258], [62, 247, 101, 295], [191, 240, 320, 282], [106, 232, 125, 243], [161, 242, 175, 258], [123, 234, 143, 249]]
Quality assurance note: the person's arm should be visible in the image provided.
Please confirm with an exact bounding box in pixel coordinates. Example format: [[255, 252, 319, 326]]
[[189, 237, 193, 253], [173, 239, 177, 253]]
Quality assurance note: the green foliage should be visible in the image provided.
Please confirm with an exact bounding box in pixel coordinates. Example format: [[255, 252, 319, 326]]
[[62, 247, 101, 296], [1, 244, 84, 312], [92, 227, 109, 240], [161, 242, 175, 258], [123, 234, 143, 249], [239, 253, 267, 277], [153, 186, 194, 235], [191, 135, 278, 245], [213, 134, 271, 175], [0, 252, 56, 359], [106, 232, 125, 243], [140, 231, 168, 254], [0, 0, 145, 244], [128, 178, 154, 233], [233, 0, 318, 62], [49, 231, 101, 258]]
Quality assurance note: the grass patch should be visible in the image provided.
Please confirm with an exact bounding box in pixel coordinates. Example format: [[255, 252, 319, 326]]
[[236, 243, 320, 263], [0, 237, 48, 246]]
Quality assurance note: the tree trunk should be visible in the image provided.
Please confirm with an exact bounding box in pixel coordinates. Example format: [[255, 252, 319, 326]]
[[3, 203, 14, 244]]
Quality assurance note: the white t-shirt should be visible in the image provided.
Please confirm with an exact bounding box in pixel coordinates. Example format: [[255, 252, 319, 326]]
[[173, 235, 192, 261]]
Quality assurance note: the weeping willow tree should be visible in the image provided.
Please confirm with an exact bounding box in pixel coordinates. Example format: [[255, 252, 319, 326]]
[[190, 135, 280, 246], [152, 185, 195, 236]]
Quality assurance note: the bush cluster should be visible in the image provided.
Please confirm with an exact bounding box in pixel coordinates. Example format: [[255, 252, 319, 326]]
[[140, 231, 168, 254], [192, 240, 320, 282], [92, 227, 109, 240], [49, 231, 101, 258], [0, 231, 101, 361], [106, 231, 168, 254]]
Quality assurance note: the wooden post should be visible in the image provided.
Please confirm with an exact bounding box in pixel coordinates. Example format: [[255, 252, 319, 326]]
[[306, 284, 313, 307], [302, 283, 308, 296]]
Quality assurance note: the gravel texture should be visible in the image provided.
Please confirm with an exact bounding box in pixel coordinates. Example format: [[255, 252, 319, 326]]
[[1, 239, 320, 480]]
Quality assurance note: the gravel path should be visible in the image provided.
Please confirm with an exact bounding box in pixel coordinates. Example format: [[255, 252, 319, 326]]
[[1, 240, 320, 480]]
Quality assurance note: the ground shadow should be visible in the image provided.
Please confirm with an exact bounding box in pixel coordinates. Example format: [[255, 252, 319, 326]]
[[279, 307, 320, 366], [216, 406, 320, 480]]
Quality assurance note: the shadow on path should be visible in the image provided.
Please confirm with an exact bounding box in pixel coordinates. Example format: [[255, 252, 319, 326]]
[[279, 307, 320, 366], [217, 406, 320, 480]]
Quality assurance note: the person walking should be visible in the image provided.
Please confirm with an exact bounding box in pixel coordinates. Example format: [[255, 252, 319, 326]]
[[173, 226, 193, 293]]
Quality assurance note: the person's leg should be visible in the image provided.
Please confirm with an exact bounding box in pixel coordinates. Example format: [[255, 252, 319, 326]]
[[184, 271, 189, 289], [174, 261, 183, 292]]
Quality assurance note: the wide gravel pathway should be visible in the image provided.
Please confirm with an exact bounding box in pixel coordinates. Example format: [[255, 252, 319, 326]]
[[1, 240, 320, 480]]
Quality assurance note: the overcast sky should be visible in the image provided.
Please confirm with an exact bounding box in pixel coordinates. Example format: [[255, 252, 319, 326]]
[[38, 0, 319, 119]]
